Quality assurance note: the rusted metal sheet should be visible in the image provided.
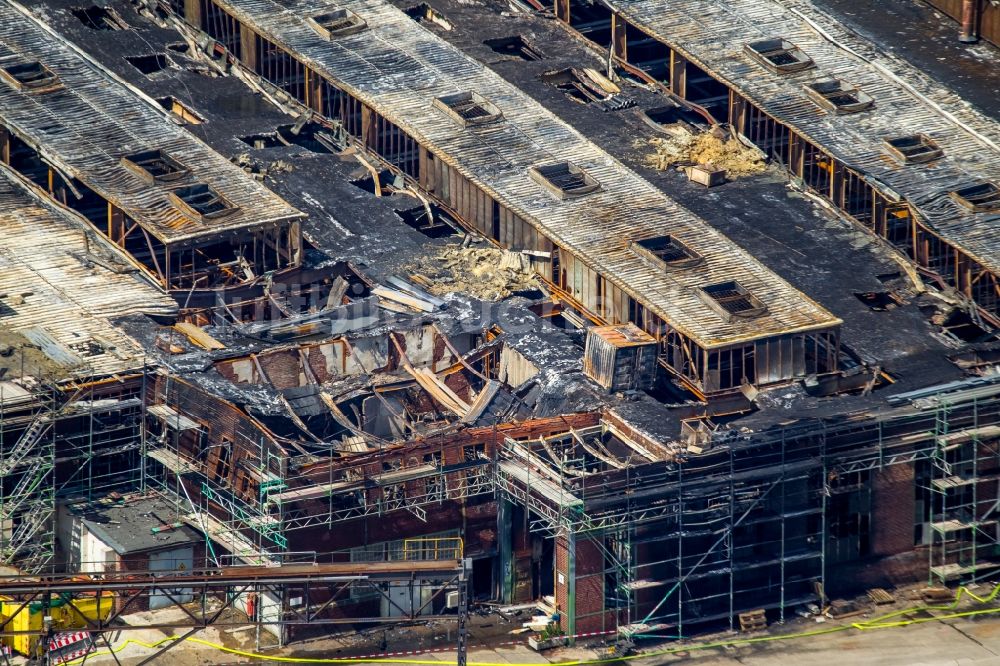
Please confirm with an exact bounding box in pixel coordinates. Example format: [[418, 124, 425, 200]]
[[0, 1, 305, 246], [201, 0, 840, 349]]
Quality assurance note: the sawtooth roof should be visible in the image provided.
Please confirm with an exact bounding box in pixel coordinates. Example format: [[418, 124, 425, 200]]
[[604, 0, 1000, 275], [0, 0, 305, 245], [196, 0, 842, 348]]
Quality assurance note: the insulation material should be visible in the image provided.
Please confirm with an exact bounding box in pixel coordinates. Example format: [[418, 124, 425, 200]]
[[643, 129, 766, 179], [407, 245, 541, 301]]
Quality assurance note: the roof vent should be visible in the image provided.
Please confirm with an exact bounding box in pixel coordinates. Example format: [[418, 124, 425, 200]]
[[528, 162, 600, 200], [121, 149, 191, 184], [744, 38, 814, 74], [0, 61, 62, 94], [433, 92, 503, 127], [629, 235, 704, 271], [169, 183, 239, 221], [697, 281, 768, 322], [805, 79, 873, 114], [306, 8, 368, 39], [950, 182, 1000, 213], [884, 134, 943, 164]]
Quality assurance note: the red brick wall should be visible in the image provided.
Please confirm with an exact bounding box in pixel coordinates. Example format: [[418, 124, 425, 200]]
[[554, 536, 614, 636], [872, 464, 915, 556]]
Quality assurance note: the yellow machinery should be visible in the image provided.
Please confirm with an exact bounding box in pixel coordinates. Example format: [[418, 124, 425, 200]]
[[0, 591, 114, 656]]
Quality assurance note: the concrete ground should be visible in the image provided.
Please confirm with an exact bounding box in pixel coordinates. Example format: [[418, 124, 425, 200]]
[[81, 585, 1000, 665]]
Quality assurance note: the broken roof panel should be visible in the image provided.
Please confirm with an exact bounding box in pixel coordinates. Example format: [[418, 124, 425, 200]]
[[197, 0, 841, 348], [0, 1, 305, 245], [0, 166, 176, 379], [603, 0, 1000, 275]]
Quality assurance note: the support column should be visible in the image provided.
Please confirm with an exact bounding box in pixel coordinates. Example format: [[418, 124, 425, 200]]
[[184, 0, 201, 27], [611, 14, 627, 61], [497, 498, 514, 603], [960, 0, 980, 43], [554, 0, 570, 24]]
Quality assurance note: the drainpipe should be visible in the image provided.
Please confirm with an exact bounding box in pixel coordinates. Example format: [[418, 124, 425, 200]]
[[959, 0, 980, 43]]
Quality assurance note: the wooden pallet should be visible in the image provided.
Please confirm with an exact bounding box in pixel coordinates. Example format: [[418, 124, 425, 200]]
[[738, 609, 767, 632], [867, 588, 895, 605]]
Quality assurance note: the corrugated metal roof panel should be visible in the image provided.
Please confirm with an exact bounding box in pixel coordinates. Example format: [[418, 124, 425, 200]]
[[0, 166, 177, 379]]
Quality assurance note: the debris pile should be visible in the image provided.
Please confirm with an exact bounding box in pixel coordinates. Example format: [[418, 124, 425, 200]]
[[407, 244, 541, 301], [643, 127, 766, 179]]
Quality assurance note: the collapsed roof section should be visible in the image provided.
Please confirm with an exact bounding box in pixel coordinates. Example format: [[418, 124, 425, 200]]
[[599, 0, 1000, 298], [0, 165, 176, 381], [168, 0, 840, 358], [0, 1, 306, 291]]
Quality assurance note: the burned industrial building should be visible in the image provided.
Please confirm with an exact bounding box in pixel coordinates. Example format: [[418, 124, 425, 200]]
[[0, 0, 998, 662]]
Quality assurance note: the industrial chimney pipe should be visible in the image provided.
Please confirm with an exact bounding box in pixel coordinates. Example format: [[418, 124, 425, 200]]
[[959, 0, 980, 43]]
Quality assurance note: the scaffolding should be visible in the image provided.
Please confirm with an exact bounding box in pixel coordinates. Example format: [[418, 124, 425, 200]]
[[929, 394, 1000, 583], [0, 366, 149, 574], [0, 379, 57, 573], [490, 379, 1000, 639]]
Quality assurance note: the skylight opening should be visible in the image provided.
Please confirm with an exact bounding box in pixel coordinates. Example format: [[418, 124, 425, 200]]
[[169, 183, 239, 220], [698, 281, 768, 321], [805, 79, 873, 114], [950, 182, 1000, 213], [630, 235, 704, 271], [0, 61, 62, 94], [744, 38, 814, 74], [307, 8, 368, 39], [433, 92, 503, 127], [121, 149, 191, 184], [884, 134, 944, 164], [528, 162, 600, 200]]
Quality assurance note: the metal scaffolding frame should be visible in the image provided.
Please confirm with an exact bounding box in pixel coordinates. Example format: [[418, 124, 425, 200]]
[[0, 367, 150, 575], [490, 379, 1000, 639]]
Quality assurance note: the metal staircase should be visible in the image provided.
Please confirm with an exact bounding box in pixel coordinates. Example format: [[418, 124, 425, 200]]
[[0, 383, 66, 573], [0, 413, 52, 476]]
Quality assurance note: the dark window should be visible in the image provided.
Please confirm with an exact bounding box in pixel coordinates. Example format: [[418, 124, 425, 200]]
[[0, 62, 62, 93], [744, 38, 814, 73], [169, 183, 238, 220], [121, 149, 191, 184], [528, 162, 600, 199], [125, 53, 170, 75], [698, 281, 768, 321], [950, 182, 1000, 213], [433, 92, 503, 127], [884, 135, 943, 164], [483, 36, 543, 61], [71, 5, 129, 30]]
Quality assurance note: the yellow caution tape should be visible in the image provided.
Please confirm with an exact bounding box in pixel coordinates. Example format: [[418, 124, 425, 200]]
[[63, 583, 1000, 665]]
